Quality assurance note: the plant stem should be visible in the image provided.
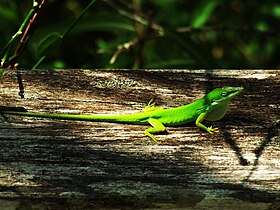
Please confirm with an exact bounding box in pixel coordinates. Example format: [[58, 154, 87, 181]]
[[63, 0, 97, 38]]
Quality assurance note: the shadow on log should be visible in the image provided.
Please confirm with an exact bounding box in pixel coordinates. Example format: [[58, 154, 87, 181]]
[[0, 69, 279, 209]]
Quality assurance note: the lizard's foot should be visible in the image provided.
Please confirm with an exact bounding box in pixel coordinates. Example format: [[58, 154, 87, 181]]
[[207, 126, 219, 134], [151, 137, 161, 144], [143, 99, 158, 112], [144, 132, 161, 144], [147, 98, 156, 107], [136, 99, 156, 112], [140, 99, 164, 112]]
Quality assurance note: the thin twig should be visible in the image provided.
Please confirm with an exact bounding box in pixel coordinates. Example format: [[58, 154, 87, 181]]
[[8, 0, 47, 68]]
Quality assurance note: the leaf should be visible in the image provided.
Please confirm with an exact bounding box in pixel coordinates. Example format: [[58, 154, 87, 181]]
[[37, 32, 63, 57], [191, 1, 219, 28]]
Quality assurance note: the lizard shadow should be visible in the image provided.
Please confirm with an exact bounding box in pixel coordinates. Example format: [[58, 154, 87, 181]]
[[222, 128, 249, 166]]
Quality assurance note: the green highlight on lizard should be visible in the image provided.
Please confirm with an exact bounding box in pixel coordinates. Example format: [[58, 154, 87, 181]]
[[1, 86, 243, 143]]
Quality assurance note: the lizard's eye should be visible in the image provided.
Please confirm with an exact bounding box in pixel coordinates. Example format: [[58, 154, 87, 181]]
[[221, 92, 228, 97]]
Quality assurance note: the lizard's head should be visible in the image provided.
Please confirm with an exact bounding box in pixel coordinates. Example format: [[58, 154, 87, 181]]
[[205, 86, 244, 105], [202, 86, 243, 121]]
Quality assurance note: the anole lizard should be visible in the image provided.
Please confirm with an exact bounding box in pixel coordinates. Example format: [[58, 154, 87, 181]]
[[1, 86, 243, 143]]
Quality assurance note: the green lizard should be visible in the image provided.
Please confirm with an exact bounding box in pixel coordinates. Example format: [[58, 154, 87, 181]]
[[1, 86, 243, 143]]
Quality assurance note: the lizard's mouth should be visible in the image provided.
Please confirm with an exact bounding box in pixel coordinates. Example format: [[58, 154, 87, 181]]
[[228, 86, 244, 98]]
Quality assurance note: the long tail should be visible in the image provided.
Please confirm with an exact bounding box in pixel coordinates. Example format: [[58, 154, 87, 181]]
[[1, 110, 148, 125]]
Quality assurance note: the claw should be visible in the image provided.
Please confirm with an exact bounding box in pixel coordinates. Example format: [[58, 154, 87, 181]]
[[151, 136, 161, 144], [147, 98, 155, 107], [144, 131, 161, 144], [140, 99, 164, 112], [207, 126, 219, 134]]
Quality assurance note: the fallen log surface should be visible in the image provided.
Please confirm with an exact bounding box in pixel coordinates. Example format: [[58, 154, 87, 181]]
[[0, 69, 279, 209]]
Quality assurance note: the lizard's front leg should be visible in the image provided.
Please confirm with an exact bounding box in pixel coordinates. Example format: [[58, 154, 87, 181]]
[[195, 112, 219, 134]]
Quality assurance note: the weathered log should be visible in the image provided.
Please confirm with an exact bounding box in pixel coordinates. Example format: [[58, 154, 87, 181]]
[[0, 69, 279, 209]]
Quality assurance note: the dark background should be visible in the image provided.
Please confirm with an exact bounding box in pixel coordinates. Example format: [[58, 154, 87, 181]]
[[1, 0, 280, 69]]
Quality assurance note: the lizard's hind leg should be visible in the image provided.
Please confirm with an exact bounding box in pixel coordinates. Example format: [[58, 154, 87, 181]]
[[145, 118, 166, 143]]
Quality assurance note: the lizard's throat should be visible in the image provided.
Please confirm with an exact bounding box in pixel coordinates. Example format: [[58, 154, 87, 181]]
[[205, 101, 229, 121]]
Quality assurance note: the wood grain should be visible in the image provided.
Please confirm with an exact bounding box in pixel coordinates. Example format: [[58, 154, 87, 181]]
[[0, 69, 279, 209]]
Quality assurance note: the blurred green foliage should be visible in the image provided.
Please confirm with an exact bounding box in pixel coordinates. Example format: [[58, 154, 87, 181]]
[[1, 0, 280, 69]]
